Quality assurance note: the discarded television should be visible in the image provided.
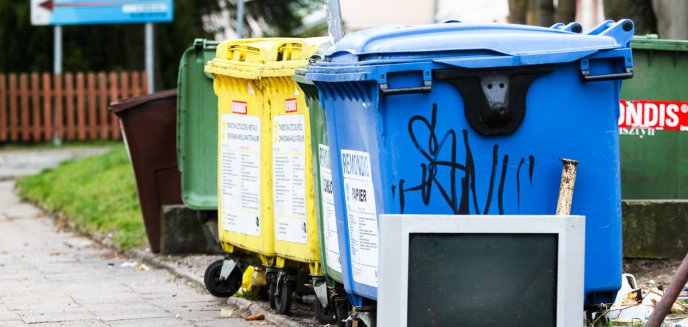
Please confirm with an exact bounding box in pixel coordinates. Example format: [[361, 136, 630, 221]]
[[377, 215, 585, 327]]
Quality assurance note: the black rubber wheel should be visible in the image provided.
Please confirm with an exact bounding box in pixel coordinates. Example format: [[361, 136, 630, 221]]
[[334, 302, 350, 327], [203, 260, 242, 298], [274, 278, 295, 315], [313, 295, 336, 324], [268, 281, 277, 309]]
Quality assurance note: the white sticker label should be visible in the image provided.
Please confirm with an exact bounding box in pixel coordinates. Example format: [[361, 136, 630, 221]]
[[273, 114, 307, 244], [341, 149, 378, 287], [319, 144, 341, 273], [220, 114, 261, 236]]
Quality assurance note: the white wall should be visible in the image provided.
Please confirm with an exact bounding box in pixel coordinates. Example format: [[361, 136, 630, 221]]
[[340, 0, 433, 30], [340, 0, 604, 31]]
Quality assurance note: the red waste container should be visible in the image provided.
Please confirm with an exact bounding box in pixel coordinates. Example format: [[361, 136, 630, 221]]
[[109, 89, 182, 253]]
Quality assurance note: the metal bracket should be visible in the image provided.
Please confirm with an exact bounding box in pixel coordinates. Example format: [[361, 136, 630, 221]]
[[219, 259, 237, 281], [480, 73, 510, 119], [312, 277, 329, 308], [351, 311, 374, 327]]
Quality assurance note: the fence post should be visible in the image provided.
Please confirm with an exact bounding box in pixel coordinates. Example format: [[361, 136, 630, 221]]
[[97, 72, 108, 140], [31, 73, 41, 141], [42, 73, 52, 141], [9, 74, 18, 142], [0, 74, 6, 142], [141, 71, 148, 95], [131, 71, 141, 97], [87, 72, 97, 139], [108, 72, 119, 139], [54, 74, 63, 143], [20, 74, 30, 142], [65, 73, 75, 141], [76, 72, 86, 141]]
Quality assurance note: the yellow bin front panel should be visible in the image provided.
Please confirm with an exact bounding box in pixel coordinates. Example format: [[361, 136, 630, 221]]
[[268, 76, 320, 267], [216, 74, 274, 259], [208, 37, 328, 270]]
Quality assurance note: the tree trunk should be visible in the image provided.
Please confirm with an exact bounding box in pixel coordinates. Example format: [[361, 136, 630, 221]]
[[556, 0, 577, 24], [652, 0, 688, 39], [536, 0, 555, 27], [508, 0, 529, 24], [604, 0, 657, 35]]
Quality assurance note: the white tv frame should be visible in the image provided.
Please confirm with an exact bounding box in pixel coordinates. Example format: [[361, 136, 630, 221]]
[[377, 215, 585, 327]]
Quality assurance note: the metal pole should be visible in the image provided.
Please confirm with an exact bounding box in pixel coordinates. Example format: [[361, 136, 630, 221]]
[[236, 0, 244, 38], [432, 0, 439, 23], [53, 25, 63, 146], [326, 0, 344, 42], [145, 23, 154, 94], [556, 158, 578, 215], [54, 26, 62, 74], [645, 252, 688, 327]]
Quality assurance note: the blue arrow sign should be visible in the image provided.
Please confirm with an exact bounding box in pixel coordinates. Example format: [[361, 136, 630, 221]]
[[31, 0, 174, 25]]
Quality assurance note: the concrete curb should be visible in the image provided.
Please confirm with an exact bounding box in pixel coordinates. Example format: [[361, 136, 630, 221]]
[[227, 297, 305, 327], [22, 200, 302, 327]]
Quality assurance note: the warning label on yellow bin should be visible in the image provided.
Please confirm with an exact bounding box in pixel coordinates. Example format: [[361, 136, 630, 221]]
[[220, 113, 261, 236], [272, 114, 307, 244]]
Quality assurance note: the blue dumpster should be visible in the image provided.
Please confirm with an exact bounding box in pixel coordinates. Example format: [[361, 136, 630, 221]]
[[306, 20, 634, 309]]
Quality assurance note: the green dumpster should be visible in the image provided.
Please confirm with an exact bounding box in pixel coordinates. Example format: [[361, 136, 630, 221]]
[[619, 36, 688, 199], [177, 39, 220, 210], [294, 47, 344, 324]]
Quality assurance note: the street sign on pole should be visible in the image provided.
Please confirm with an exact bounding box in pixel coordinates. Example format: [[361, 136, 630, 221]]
[[31, 0, 174, 26]]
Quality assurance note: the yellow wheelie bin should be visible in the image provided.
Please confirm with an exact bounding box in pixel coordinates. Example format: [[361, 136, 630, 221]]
[[203, 37, 328, 315]]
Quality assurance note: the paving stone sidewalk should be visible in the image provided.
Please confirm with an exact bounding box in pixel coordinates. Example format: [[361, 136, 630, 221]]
[[0, 147, 111, 180], [0, 179, 272, 326]]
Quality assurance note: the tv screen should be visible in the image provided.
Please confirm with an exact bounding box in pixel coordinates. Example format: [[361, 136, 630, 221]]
[[407, 233, 558, 327]]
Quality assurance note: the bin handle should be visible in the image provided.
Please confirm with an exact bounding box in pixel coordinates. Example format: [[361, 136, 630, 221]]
[[580, 67, 633, 82], [379, 80, 432, 95]]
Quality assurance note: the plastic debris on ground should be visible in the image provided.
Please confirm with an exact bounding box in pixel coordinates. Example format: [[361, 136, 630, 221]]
[[220, 308, 233, 318], [244, 313, 265, 321], [605, 273, 688, 325], [135, 264, 150, 271]]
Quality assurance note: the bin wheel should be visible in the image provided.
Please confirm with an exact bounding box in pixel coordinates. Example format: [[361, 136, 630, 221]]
[[334, 301, 351, 327], [268, 281, 277, 309], [274, 277, 295, 315], [313, 295, 336, 324], [203, 260, 241, 298]]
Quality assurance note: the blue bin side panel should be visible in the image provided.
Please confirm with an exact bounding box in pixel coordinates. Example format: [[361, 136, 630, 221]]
[[320, 62, 622, 305]]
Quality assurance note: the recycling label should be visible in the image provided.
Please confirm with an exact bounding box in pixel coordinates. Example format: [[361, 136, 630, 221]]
[[319, 144, 341, 273], [273, 114, 307, 244], [341, 149, 378, 287], [219, 113, 261, 236]]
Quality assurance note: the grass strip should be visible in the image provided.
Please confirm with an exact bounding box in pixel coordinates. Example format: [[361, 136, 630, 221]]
[[15, 145, 145, 250]]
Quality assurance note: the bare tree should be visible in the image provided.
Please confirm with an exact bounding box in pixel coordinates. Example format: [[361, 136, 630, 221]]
[[508, 0, 529, 24], [536, 0, 554, 26], [509, 0, 575, 27], [604, 0, 657, 35], [556, 0, 577, 24]]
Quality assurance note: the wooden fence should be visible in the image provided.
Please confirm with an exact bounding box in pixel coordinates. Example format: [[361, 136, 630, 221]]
[[0, 71, 148, 143]]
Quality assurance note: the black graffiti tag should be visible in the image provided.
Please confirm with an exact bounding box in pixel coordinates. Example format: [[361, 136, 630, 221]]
[[395, 103, 535, 215]]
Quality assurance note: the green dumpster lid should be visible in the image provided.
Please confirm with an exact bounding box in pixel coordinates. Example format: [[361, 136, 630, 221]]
[[631, 35, 688, 52], [294, 41, 333, 85]]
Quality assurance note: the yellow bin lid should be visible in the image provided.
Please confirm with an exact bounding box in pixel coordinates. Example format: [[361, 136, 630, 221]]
[[205, 37, 328, 80]]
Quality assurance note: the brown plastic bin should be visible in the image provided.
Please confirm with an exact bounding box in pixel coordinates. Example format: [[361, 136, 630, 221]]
[[109, 89, 182, 253]]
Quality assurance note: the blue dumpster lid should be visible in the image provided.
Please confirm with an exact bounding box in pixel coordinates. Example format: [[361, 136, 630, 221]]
[[307, 20, 634, 81]]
